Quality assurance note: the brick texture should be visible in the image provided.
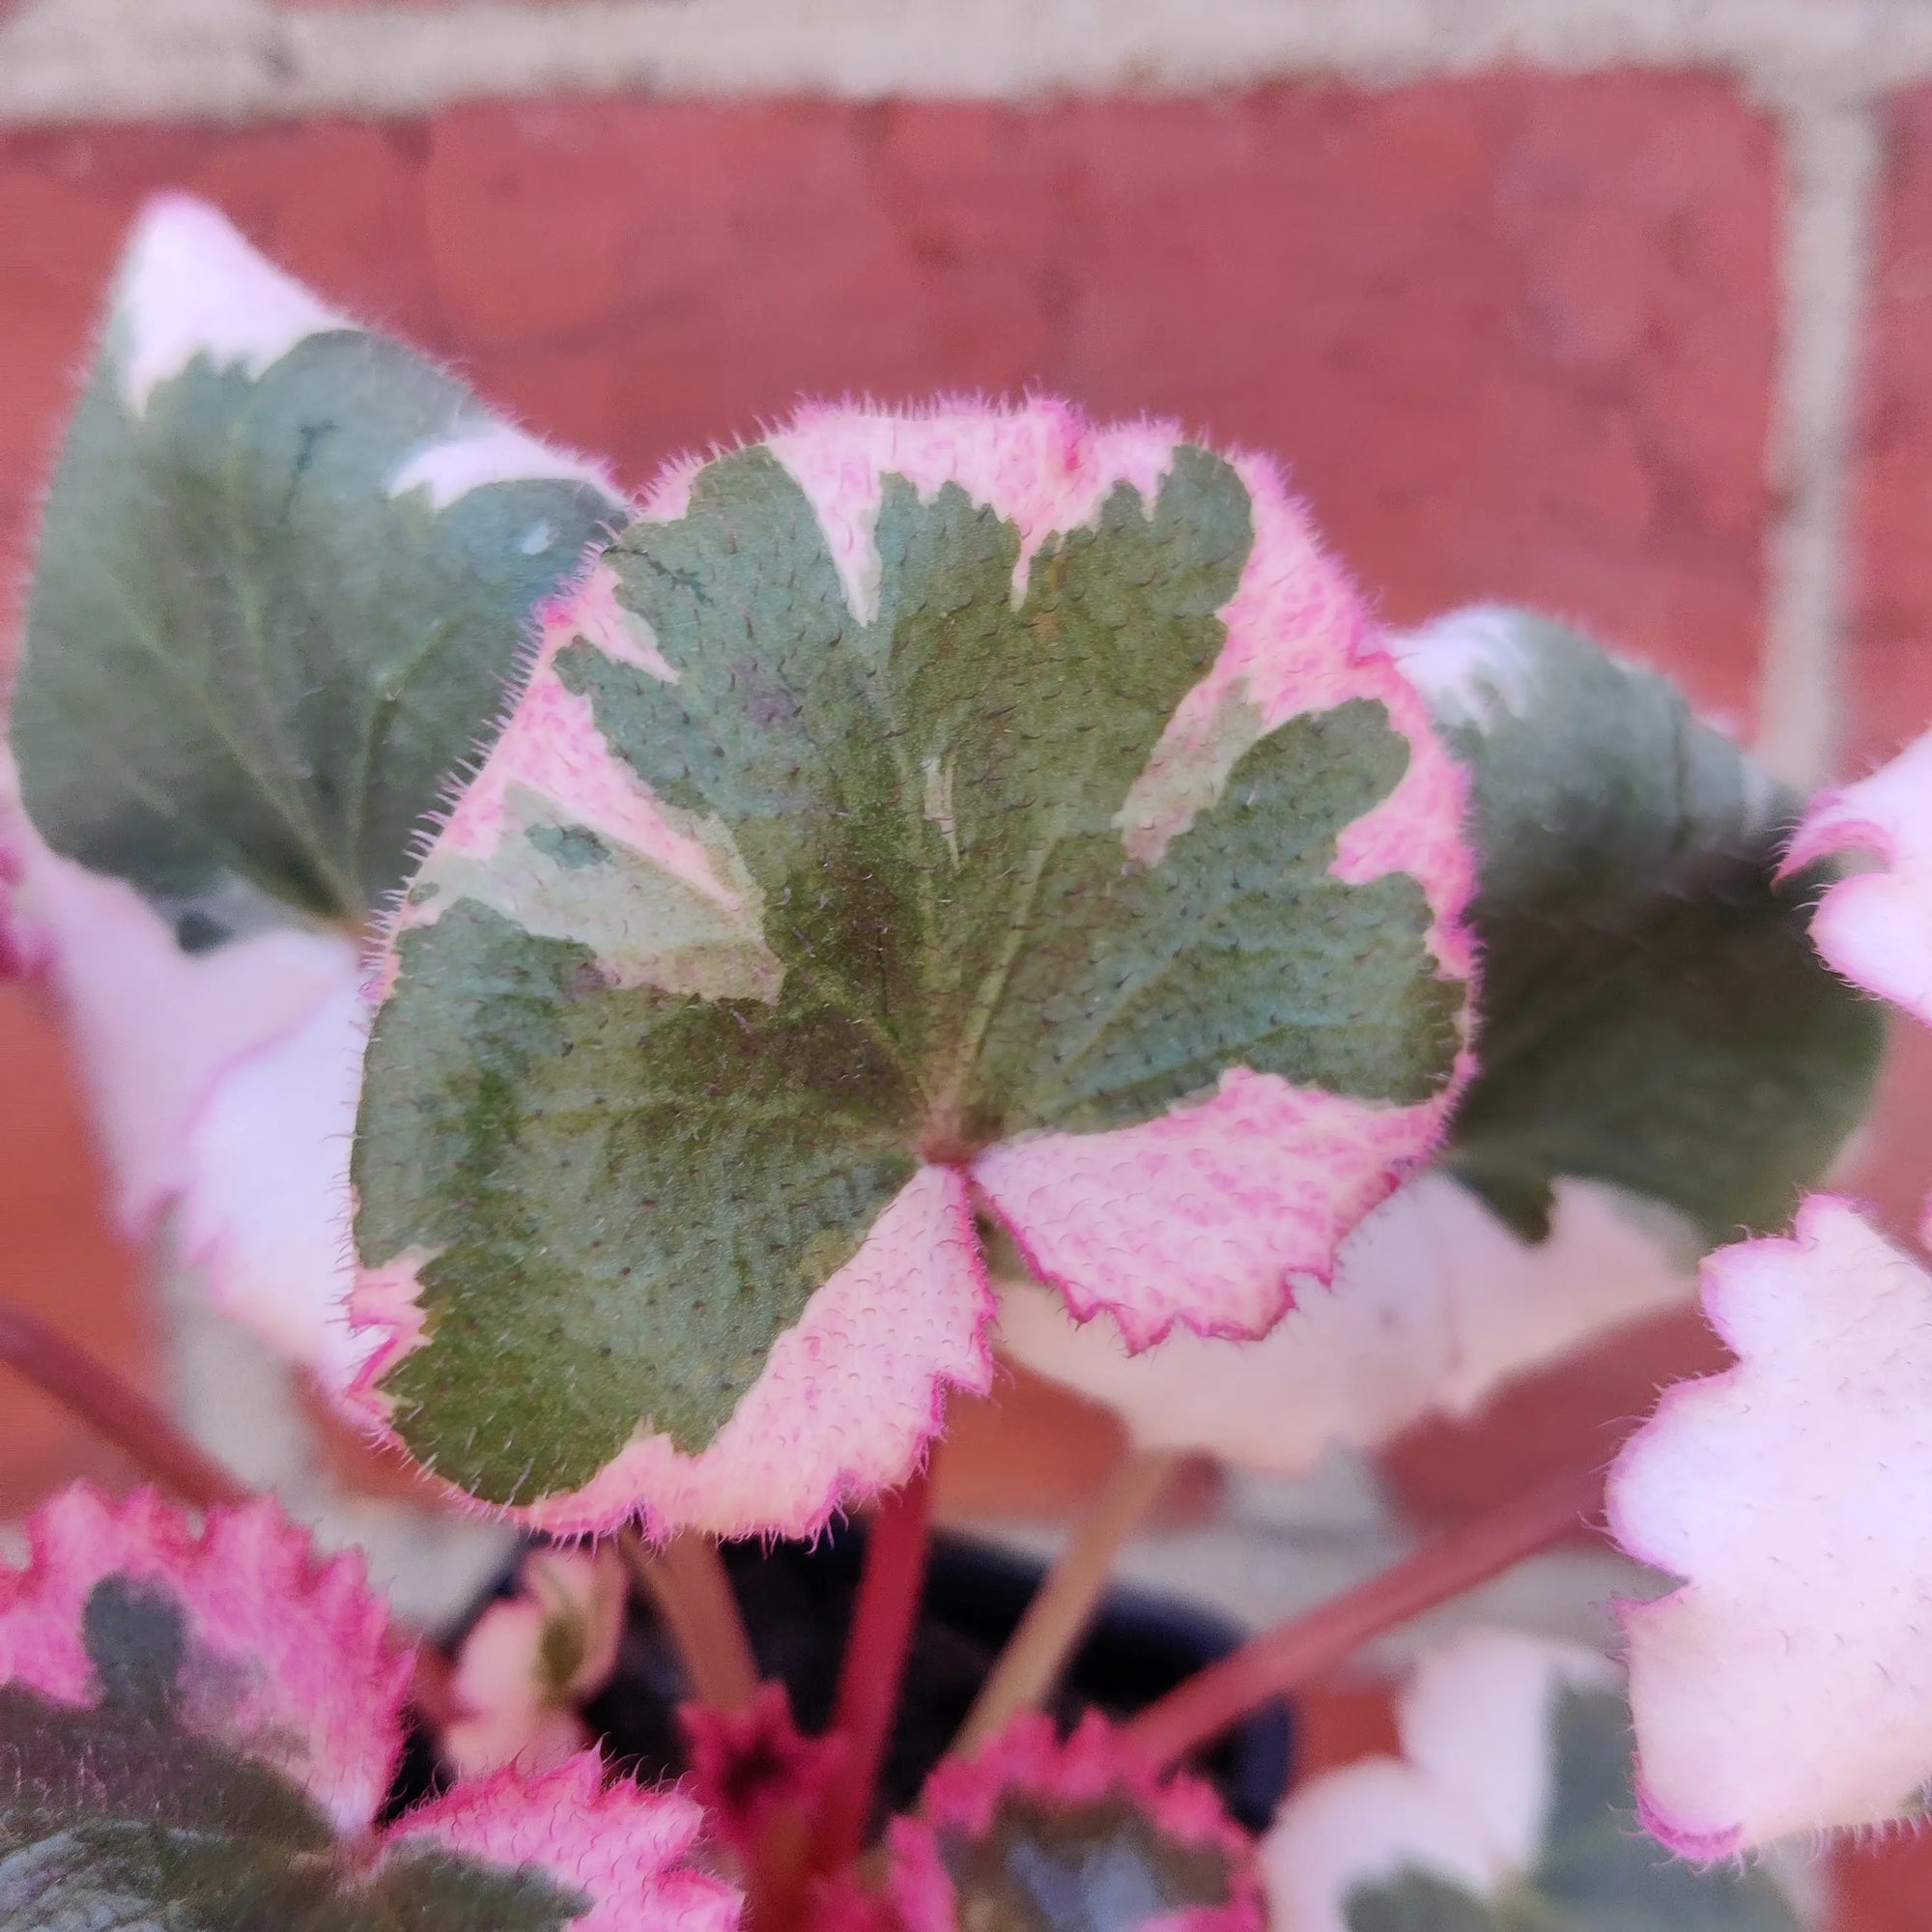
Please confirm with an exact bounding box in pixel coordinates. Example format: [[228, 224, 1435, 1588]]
[[0, 982, 150, 1520], [1852, 85, 1932, 771], [3, 79, 1777, 719]]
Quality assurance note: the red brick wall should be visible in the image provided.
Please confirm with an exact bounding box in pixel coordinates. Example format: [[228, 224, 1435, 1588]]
[[0, 71, 1923, 1927], [0, 83, 1779, 721]]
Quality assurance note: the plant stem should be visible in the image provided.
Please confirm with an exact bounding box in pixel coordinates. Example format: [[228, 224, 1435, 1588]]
[[812, 1463, 936, 1870], [619, 1527, 761, 1715], [953, 1445, 1180, 1757], [0, 1301, 249, 1509], [1122, 1461, 1607, 1773]]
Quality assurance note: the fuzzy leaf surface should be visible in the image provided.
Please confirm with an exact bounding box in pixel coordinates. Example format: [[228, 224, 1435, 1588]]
[[995, 1171, 1696, 1475], [890, 1712, 1263, 1932], [1400, 608, 1882, 1243], [1785, 724, 1932, 1033], [353, 402, 1474, 1532], [0, 1487, 737, 1932], [14, 195, 616, 944], [1608, 1197, 1932, 1853]]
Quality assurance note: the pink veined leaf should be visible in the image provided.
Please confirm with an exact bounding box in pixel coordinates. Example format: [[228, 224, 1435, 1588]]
[[0, 1484, 408, 1833], [1608, 1195, 1932, 1854], [1784, 725, 1932, 1030], [440, 1547, 628, 1781], [393, 1753, 741, 1932], [888, 1710, 1264, 1932], [0, 1484, 741, 1930], [995, 1171, 1696, 1471], [349, 397, 1477, 1537]]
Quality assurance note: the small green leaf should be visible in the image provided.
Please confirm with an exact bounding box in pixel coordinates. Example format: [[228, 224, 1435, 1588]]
[[14, 200, 616, 947], [1343, 1690, 1803, 1932], [1410, 609, 1884, 1244]]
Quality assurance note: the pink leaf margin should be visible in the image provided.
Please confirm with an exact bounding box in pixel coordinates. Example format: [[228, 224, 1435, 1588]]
[[1783, 725, 1932, 1031], [1608, 1195, 1932, 1856], [0, 1484, 409, 1834], [1, 1486, 742, 1929], [348, 1161, 995, 1541], [854, 402, 1478, 1352], [394, 1752, 740, 1932], [887, 1711, 1264, 1932], [347, 397, 1475, 1536]]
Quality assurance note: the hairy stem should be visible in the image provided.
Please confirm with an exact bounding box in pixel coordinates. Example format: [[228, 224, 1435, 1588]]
[[954, 1445, 1181, 1756], [619, 1527, 761, 1715], [1122, 1462, 1607, 1772], [0, 1301, 250, 1509], [813, 1463, 936, 1870]]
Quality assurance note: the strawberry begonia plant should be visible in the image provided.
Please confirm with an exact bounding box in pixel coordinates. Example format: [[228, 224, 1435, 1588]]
[[0, 1486, 737, 1931], [0, 194, 1899, 1929], [1605, 727, 1932, 1859]]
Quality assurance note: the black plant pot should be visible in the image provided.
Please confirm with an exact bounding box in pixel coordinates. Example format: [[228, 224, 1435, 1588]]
[[396, 1524, 1293, 1837]]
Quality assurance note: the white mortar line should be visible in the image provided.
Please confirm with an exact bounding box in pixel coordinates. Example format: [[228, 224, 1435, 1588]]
[[14, 0, 1932, 126], [1756, 92, 1884, 789], [0, 0, 1901, 801]]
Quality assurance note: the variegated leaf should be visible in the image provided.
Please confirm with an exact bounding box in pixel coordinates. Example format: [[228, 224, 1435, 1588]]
[[1261, 1631, 1804, 1931], [351, 400, 1476, 1532], [390, 1757, 738, 1932], [0, 1486, 409, 1835], [13, 193, 618, 944], [1609, 1197, 1932, 1854], [995, 1171, 1696, 1473], [1599, 724, 1932, 1854], [997, 608, 1875, 1473], [1784, 724, 1932, 1035], [7, 193, 618, 1386], [0, 1487, 738, 1932], [889, 1711, 1263, 1932]]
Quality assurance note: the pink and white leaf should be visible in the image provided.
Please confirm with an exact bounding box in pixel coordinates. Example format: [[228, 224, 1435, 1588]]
[[351, 1161, 994, 1542], [394, 1753, 740, 1932], [6, 195, 620, 1388], [998, 1173, 1695, 1469], [1786, 727, 1932, 1029], [1261, 1630, 1612, 1930], [350, 397, 1475, 1534], [0, 1484, 410, 1833], [1610, 1195, 1932, 1852], [890, 1711, 1264, 1932], [1, 751, 357, 1264]]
